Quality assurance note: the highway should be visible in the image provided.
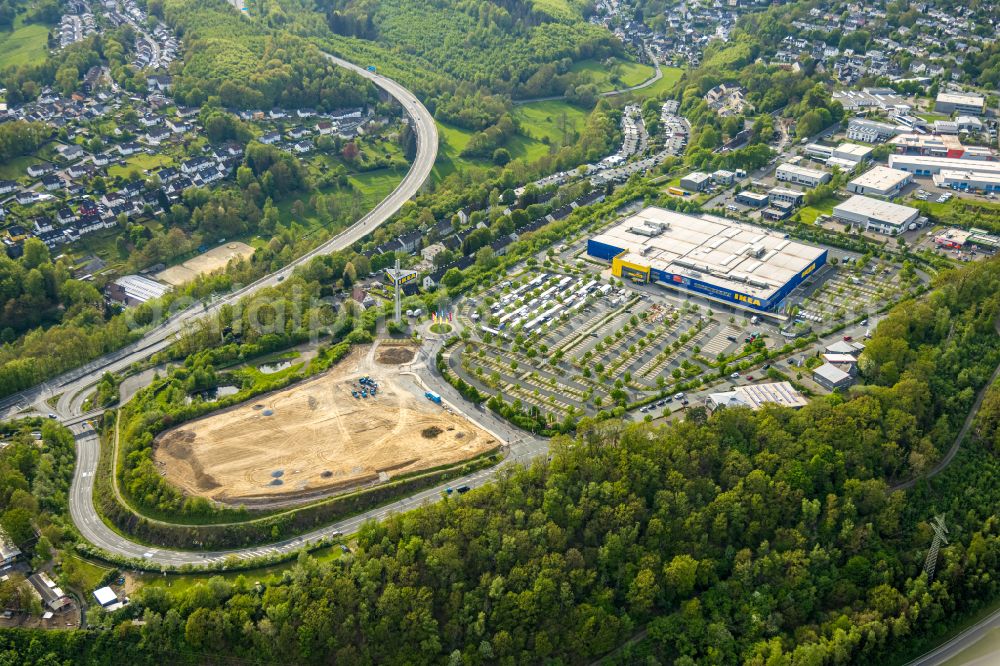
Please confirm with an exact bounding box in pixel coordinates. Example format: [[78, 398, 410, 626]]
[[0, 54, 438, 424], [905, 607, 1000, 665], [0, 54, 458, 566]]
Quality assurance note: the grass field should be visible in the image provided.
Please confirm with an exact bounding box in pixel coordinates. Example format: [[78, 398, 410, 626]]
[[514, 100, 590, 145], [108, 153, 176, 179], [0, 154, 40, 180], [569, 58, 656, 92], [0, 18, 50, 69], [797, 196, 839, 224], [630, 65, 684, 100], [433, 121, 549, 180], [349, 167, 406, 211]]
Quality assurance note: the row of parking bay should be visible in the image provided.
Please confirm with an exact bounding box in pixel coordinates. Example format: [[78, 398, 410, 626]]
[[452, 340, 602, 419], [798, 268, 900, 321], [555, 294, 723, 391]]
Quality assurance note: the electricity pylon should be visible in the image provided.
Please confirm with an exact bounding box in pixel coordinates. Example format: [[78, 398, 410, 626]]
[[923, 514, 948, 581]]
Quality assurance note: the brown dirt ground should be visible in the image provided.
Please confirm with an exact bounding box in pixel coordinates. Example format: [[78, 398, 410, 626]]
[[155, 242, 255, 286], [153, 346, 496, 505]]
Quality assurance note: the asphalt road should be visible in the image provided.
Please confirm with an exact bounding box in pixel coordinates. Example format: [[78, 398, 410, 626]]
[[0, 53, 438, 423], [66, 336, 548, 566], [905, 607, 1000, 665]]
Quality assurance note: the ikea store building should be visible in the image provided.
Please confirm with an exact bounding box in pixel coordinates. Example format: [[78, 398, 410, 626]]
[[587, 208, 827, 312]]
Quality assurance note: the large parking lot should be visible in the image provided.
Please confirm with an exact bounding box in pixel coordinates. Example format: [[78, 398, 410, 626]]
[[445, 261, 790, 424]]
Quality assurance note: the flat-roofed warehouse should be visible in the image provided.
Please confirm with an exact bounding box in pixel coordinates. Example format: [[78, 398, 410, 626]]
[[934, 91, 986, 116], [847, 165, 913, 197], [832, 195, 920, 235], [587, 208, 827, 312]]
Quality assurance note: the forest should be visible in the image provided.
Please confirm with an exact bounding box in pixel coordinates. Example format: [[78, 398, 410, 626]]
[[0, 254, 997, 665], [0, 419, 76, 599], [162, 0, 376, 110]]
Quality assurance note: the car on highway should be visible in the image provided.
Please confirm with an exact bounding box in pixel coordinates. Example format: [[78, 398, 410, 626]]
[[48, 413, 57, 419], [457, 486, 471, 494]]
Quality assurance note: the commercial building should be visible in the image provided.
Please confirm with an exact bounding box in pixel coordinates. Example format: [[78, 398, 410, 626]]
[[708, 381, 809, 411], [107, 275, 172, 307], [934, 116, 984, 135], [680, 171, 712, 192], [776, 163, 831, 188], [847, 166, 913, 198], [712, 169, 735, 185], [890, 133, 966, 158], [767, 187, 805, 206], [934, 91, 986, 116], [889, 154, 1000, 177], [832, 195, 920, 236], [934, 227, 1000, 250], [813, 362, 854, 390], [804, 142, 873, 169], [933, 168, 1000, 193], [587, 208, 827, 312], [846, 118, 904, 143], [735, 191, 769, 208]]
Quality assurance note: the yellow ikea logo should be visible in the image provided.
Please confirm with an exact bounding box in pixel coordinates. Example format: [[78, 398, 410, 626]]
[[733, 294, 762, 306], [800, 263, 816, 278]]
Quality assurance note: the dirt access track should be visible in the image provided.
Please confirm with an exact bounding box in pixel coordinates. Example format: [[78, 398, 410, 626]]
[[153, 344, 497, 506]]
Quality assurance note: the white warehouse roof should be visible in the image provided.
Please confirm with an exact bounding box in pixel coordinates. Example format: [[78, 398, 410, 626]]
[[848, 166, 912, 193], [833, 195, 919, 227]]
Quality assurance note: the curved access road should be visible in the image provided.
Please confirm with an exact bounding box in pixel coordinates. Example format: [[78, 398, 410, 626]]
[[891, 314, 1000, 492], [0, 54, 438, 423], [66, 337, 547, 567], [513, 47, 663, 105]]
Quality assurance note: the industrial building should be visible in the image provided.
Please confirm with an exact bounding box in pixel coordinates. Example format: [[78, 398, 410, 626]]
[[934, 116, 985, 134], [776, 163, 831, 188], [847, 166, 913, 198], [934, 91, 986, 116], [735, 191, 769, 208], [813, 362, 854, 390], [890, 133, 966, 157], [587, 208, 827, 312], [712, 169, 735, 185], [768, 187, 805, 206], [680, 171, 712, 192], [933, 169, 1000, 193], [832, 195, 920, 236], [804, 142, 873, 169], [889, 154, 1000, 177], [107, 275, 172, 307], [708, 381, 809, 411], [846, 118, 904, 143], [933, 227, 1000, 250]]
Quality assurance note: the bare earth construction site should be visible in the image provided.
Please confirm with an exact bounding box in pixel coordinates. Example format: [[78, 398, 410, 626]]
[[154, 345, 497, 506]]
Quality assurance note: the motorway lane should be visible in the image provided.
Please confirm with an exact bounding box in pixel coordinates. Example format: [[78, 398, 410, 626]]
[[0, 53, 438, 423], [905, 607, 1000, 665]]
